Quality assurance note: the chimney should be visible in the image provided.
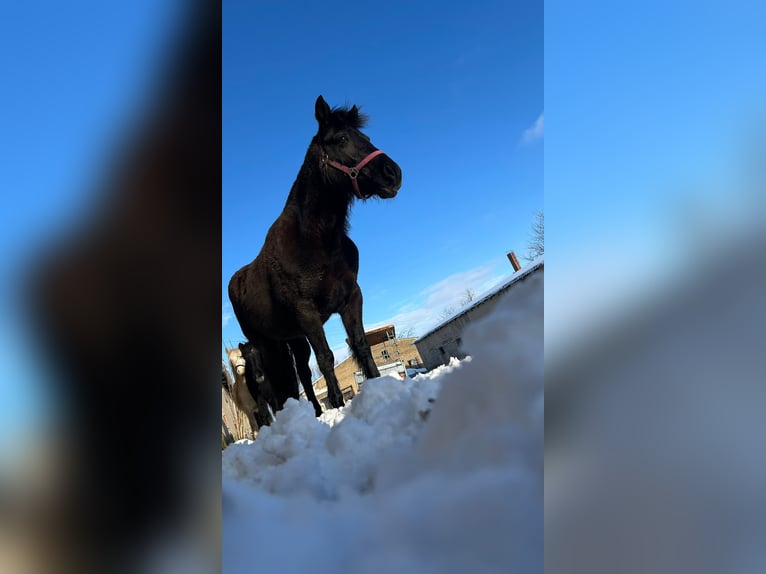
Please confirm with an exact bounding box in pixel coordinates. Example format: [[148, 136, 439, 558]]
[[507, 251, 521, 272]]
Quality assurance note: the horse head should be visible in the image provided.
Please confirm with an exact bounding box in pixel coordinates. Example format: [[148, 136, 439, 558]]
[[237, 342, 266, 384], [227, 347, 247, 378], [314, 95, 402, 200]]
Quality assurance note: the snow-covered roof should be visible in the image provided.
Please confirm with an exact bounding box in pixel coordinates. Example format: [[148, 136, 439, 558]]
[[414, 255, 544, 343]]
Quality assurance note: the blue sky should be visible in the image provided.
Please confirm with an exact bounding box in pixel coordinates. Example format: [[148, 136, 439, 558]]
[[222, 1, 544, 364]]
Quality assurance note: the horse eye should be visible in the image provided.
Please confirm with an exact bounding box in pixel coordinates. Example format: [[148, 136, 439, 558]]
[[335, 135, 348, 145]]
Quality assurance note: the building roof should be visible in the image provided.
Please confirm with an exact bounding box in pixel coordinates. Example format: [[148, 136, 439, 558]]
[[345, 324, 396, 347], [414, 256, 544, 343]]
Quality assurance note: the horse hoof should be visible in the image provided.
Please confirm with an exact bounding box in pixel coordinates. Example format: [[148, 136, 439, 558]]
[[329, 396, 345, 409]]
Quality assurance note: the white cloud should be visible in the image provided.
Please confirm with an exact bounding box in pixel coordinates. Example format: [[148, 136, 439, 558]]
[[367, 260, 511, 338], [222, 304, 233, 328], [521, 113, 544, 144]]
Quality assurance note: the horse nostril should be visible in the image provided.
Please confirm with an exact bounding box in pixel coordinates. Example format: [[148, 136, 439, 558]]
[[384, 162, 401, 182]]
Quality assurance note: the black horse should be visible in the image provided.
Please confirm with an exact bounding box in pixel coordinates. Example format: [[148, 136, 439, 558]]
[[228, 95, 402, 411], [238, 338, 322, 421]]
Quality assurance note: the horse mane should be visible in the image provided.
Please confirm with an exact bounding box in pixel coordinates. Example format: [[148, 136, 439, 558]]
[[329, 104, 369, 129]]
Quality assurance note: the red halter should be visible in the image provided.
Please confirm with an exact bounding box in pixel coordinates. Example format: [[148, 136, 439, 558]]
[[321, 149, 386, 199]]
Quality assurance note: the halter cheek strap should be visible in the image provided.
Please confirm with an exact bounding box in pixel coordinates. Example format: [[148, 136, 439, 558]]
[[321, 149, 386, 199]]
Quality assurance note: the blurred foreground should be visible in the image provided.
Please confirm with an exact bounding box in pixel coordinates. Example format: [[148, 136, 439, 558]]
[[546, 225, 766, 574], [545, 2, 766, 571], [0, 2, 221, 573]]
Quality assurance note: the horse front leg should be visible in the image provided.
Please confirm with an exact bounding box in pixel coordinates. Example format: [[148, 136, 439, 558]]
[[340, 284, 380, 380], [298, 316, 345, 409], [254, 397, 273, 428], [257, 338, 298, 414], [288, 337, 323, 417]]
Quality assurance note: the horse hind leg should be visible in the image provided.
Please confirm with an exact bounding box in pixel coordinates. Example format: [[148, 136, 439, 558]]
[[340, 285, 380, 380], [288, 337, 322, 416], [274, 340, 300, 407]]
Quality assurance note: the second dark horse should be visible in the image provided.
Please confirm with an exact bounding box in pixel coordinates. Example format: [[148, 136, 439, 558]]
[[228, 95, 402, 412]]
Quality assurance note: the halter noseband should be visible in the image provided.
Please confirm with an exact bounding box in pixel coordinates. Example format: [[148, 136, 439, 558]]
[[320, 149, 386, 199]]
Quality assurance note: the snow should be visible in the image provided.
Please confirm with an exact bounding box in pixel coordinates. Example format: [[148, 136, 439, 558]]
[[222, 273, 542, 574]]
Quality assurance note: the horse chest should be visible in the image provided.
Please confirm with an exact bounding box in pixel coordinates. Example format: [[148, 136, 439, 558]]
[[299, 269, 349, 312]]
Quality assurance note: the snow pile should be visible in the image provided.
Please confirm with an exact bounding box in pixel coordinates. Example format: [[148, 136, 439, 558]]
[[222, 372, 439, 500], [223, 273, 542, 574]]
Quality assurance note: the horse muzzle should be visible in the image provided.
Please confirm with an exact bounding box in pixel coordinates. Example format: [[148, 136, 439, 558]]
[[377, 183, 400, 199], [377, 159, 402, 198]]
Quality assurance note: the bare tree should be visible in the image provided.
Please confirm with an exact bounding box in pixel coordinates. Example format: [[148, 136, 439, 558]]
[[525, 210, 544, 261], [395, 326, 417, 339], [438, 289, 476, 323], [439, 305, 457, 321], [460, 288, 476, 306]]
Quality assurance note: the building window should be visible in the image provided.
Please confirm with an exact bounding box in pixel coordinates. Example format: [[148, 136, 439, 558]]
[[408, 358, 419, 367], [381, 349, 390, 360], [319, 397, 331, 410], [342, 386, 355, 401]]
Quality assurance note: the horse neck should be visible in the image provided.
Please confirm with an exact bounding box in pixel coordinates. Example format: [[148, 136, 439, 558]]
[[288, 163, 351, 244]]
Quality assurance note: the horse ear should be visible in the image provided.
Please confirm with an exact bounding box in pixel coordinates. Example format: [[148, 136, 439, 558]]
[[315, 95, 331, 125]]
